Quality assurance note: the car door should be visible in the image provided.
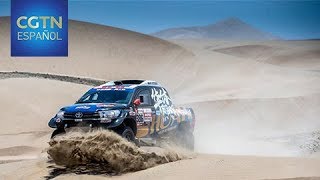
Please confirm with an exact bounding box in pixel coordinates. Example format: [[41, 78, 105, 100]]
[[150, 87, 175, 133], [134, 88, 156, 138]]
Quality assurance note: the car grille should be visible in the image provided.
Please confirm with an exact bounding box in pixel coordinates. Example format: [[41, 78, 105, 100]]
[[64, 112, 100, 120]]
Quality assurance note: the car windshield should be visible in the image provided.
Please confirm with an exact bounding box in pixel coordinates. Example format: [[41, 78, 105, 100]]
[[76, 90, 133, 104]]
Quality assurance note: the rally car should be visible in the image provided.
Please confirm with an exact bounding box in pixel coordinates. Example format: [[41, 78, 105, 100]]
[[48, 80, 195, 149]]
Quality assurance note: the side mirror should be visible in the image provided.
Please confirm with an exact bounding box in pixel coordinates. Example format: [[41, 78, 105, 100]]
[[133, 98, 141, 106]]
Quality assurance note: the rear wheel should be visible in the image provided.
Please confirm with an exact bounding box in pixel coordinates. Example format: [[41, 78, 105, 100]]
[[50, 128, 66, 139], [175, 123, 194, 150]]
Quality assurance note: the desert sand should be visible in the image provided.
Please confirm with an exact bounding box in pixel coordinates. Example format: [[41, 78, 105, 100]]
[[0, 16, 320, 179]]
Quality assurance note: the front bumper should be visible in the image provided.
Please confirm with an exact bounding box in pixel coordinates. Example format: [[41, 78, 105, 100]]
[[48, 117, 125, 129]]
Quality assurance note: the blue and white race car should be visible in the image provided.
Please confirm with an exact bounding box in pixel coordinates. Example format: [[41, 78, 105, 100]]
[[49, 80, 195, 149]]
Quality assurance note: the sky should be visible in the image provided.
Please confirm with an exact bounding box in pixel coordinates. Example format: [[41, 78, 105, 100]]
[[1, 0, 319, 40]]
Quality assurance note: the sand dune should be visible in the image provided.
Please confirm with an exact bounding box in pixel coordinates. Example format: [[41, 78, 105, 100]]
[[172, 40, 320, 104], [190, 94, 320, 156], [0, 17, 320, 179], [171, 38, 320, 157], [203, 40, 320, 70], [152, 17, 278, 40], [0, 17, 196, 91], [0, 78, 90, 166], [214, 44, 280, 61], [0, 70, 318, 179], [0, 71, 105, 86], [0, 146, 37, 156], [0, 78, 90, 134], [1, 154, 320, 180]]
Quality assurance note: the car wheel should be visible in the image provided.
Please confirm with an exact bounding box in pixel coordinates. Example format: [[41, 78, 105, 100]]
[[50, 128, 66, 139], [119, 126, 135, 142], [176, 123, 194, 150]]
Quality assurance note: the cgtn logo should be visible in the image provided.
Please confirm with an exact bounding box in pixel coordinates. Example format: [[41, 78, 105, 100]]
[[16, 16, 63, 41], [11, 0, 68, 57]]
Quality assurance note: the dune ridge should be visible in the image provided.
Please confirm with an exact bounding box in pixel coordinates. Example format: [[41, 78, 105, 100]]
[[0, 71, 105, 86]]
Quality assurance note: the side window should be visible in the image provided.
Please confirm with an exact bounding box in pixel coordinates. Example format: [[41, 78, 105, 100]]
[[137, 90, 152, 106]]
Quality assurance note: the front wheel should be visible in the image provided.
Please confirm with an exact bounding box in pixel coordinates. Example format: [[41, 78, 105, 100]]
[[50, 128, 66, 139], [118, 126, 135, 142]]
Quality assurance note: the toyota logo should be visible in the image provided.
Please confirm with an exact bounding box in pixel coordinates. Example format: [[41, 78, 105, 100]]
[[75, 112, 83, 119]]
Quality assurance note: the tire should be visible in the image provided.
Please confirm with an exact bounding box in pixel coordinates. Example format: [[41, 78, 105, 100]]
[[50, 128, 66, 139], [118, 126, 135, 142], [175, 123, 194, 150]]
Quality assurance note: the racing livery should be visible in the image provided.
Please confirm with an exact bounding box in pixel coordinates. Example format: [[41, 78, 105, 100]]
[[48, 80, 195, 149]]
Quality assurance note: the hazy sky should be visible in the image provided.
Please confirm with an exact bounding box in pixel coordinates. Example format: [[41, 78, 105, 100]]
[[1, 0, 319, 40]]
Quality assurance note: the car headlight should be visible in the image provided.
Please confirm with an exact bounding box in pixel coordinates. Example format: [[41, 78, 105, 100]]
[[99, 110, 121, 119], [56, 110, 65, 118]]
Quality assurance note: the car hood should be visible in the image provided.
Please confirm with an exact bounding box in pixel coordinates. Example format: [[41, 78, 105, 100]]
[[62, 103, 127, 113]]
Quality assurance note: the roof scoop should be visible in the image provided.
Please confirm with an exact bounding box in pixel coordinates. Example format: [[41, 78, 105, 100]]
[[102, 80, 161, 87]]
